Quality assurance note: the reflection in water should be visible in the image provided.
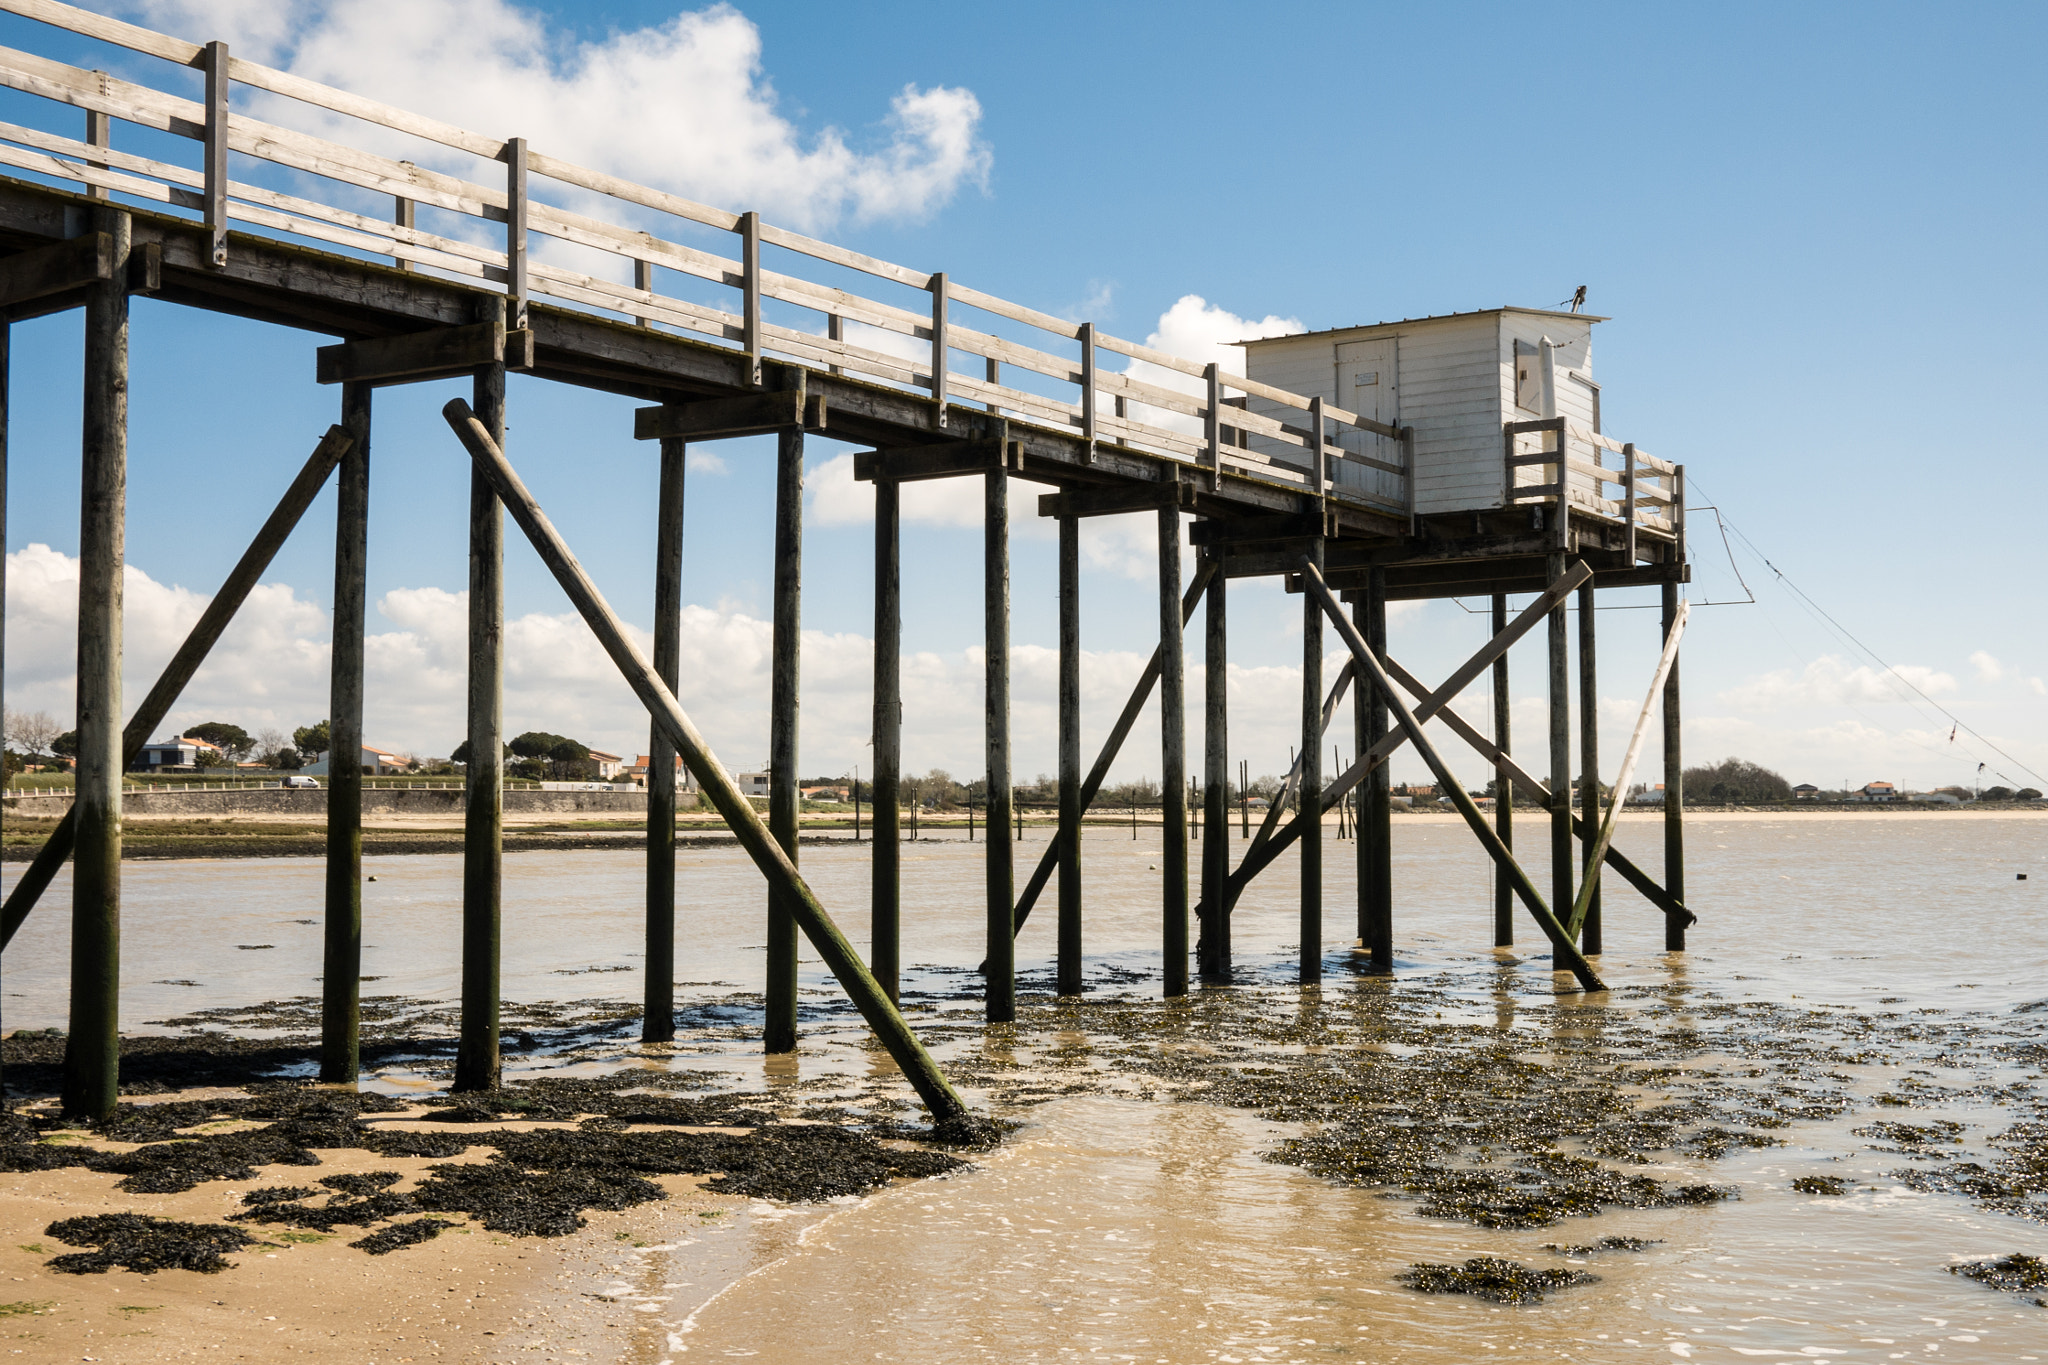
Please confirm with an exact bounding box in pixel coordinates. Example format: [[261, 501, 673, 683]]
[[5, 815, 2047, 1358]]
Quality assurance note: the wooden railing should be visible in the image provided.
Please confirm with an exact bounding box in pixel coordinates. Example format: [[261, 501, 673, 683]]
[[0, 0, 1406, 513], [1503, 417, 1682, 556]]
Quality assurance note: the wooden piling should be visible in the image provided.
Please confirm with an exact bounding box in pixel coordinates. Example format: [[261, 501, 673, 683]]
[[0, 325, 7, 1100], [1662, 580, 1686, 951], [1200, 553, 1229, 982], [64, 207, 126, 1120], [455, 319, 506, 1093], [1299, 536, 1324, 984], [1546, 551, 1573, 932], [765, 383, 803, 1054], [872, 479, 901, 1001], [1577, 581, 1602, 954], [1361, 566, 1392, 973], [1056, 513, 1082, 996], [1159, 503, 1188, 998], [1491, 593, 1513, 947], [440, 400, 972, 1122], [320, 382, 370, 1082], [984, 453, 1015, 1023], [643, 434, 685, 1043]]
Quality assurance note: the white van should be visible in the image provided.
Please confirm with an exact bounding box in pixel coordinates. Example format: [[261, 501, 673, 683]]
[[282, 775, 321, 789]]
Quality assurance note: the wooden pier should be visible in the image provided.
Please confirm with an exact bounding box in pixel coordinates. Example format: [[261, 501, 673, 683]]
[[0, 0, 1693, 1121]]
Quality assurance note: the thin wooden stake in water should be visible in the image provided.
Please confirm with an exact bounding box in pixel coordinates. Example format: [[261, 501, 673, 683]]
[[440, 399, 971, 1123], [1565, 600, 1688, 941]]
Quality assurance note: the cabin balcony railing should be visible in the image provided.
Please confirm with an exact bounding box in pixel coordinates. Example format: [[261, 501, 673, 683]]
[[1503, 417, 1682, 559], [0, 0, 1407, 517]]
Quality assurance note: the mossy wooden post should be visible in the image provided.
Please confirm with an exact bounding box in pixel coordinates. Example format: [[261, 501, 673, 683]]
[[456, 304, 506, 1093], [984, 429, 1015, 1023], [872, 478, 901, 1001], [1547, 550, 1573, 931], [320, 382, 370, 1082], [1056, 512, 1082, 996], [1299, 535, 1324, 984], [1491, 592, 1513, 947], [643, 433, 685, 1043], [1361, 566, 1392, 973], [765, 372, 804, 1054], [1662, 579, 1686, 951], [1200, 552, 1229, 983], [439, 400, 972, 1123], [1577, 580, 1602, 953], [0, 324, 7, 1102], [65, 207, 126, 1120], [1159, 502, 1188, 997]]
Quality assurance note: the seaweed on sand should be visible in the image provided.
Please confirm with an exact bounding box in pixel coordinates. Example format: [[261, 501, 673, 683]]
[[351, 1219, 453, 1255], [1399, 1256, 1598, 1304], [44, 1214, 259, 1275], [1792, 1175, 1849, 1196], [1948, 1253, 2048, 1306]]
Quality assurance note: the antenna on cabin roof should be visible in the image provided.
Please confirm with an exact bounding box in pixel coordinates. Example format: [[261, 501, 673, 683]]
[[1563, 285, 1587, 313]]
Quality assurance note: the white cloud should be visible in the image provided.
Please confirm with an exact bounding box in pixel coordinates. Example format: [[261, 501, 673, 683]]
[[686, 449, 730, 476], [1716, 655, 1957, 712], [128, 0, 990, 232], [2031, 677, 2047, 697], [1119, 295, 1304, 437], [1970, 649, 2007, 683]]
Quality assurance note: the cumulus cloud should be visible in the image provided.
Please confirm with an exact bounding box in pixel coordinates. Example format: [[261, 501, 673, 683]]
[[1971, 650, 2007, 683], [128, 0, 991, 232], [1716, 655, 1957, 712], [1119, 295, 1304, 437]]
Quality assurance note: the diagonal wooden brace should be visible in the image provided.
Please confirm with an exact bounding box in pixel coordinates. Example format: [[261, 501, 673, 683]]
[[1565, 599, 1689, 939], [1381, 656, 1696, 928], [1001, 559, 1219, 944], [1206, 559, 1593, 923], [440, 398, 971, 1125], [1301, 559, 1605, 992], [1, 426, 356, 951]]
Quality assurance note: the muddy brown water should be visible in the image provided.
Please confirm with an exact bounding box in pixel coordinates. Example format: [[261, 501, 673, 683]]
[[5, 812, 2047, 1361]]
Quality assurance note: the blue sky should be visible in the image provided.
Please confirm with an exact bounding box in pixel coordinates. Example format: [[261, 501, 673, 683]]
[[2, 0, 2044, 793]]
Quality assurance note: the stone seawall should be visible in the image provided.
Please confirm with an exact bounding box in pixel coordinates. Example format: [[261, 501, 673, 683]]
[[0, 787, 659, 819]]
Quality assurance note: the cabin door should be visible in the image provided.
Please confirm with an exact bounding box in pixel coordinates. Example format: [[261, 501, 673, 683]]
[[1335, 339, 1399, 500]]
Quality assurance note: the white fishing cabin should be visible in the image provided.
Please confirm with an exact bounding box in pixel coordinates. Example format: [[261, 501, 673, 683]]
[[1236, 308, 1676, 546]]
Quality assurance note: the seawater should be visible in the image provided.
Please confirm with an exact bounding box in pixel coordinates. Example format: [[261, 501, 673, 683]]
[[6, 813, 2047, 1360]]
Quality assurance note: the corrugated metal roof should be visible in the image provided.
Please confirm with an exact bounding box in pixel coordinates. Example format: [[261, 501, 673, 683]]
[[1233, 305, 1608, 347]]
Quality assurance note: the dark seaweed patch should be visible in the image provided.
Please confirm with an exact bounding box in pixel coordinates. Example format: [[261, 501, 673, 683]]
[[1399, 1256, 1598, 1304], [1949, 1253, 2048, 1306], [241, 1185, 321, 1206], [44, 1214, 258, 1275], [321, 1171, 403, 1196], [351, 1218, 453, 1255], [1793, 1175, 1849, 1196], [1543, 1236, 1660, 1255]]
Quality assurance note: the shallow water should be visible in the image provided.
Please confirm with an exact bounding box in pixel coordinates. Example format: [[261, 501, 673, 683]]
[[6, 813, 2048, 1360]]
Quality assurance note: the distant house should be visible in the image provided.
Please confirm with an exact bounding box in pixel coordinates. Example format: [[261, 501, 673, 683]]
[[802, 785, 849, 802], [1792, 784, 1820, 800], [1914, 790, 1961, 805], [305, 743, 409, 777], [1393, 784, 1438, 799], [131, 735, 221, 771], [586, 749, 623, 780], [736, 772, 771, 797], [1627, 783, 1667, 805], [621, 755, 696, 790], [1850, 781, 1898, 803]]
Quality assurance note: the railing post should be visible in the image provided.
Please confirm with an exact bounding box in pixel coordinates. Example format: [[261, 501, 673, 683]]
[[1204, 363, 1222, 491], [1400, 425, 1417, 534], [1309, 396, 1326, 510], [830, 313, 846, 378], [633, 259, 652, 327], [740, 210, 762, 386], [929, 271, 948, 428], [984, 355, 999, 413], [503, 137, 528, 329], [84, 90, 109, 201], [1079, 322, 1096, 463], [1622, 442, 1637, 563], [201, 41, 229, 268]]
